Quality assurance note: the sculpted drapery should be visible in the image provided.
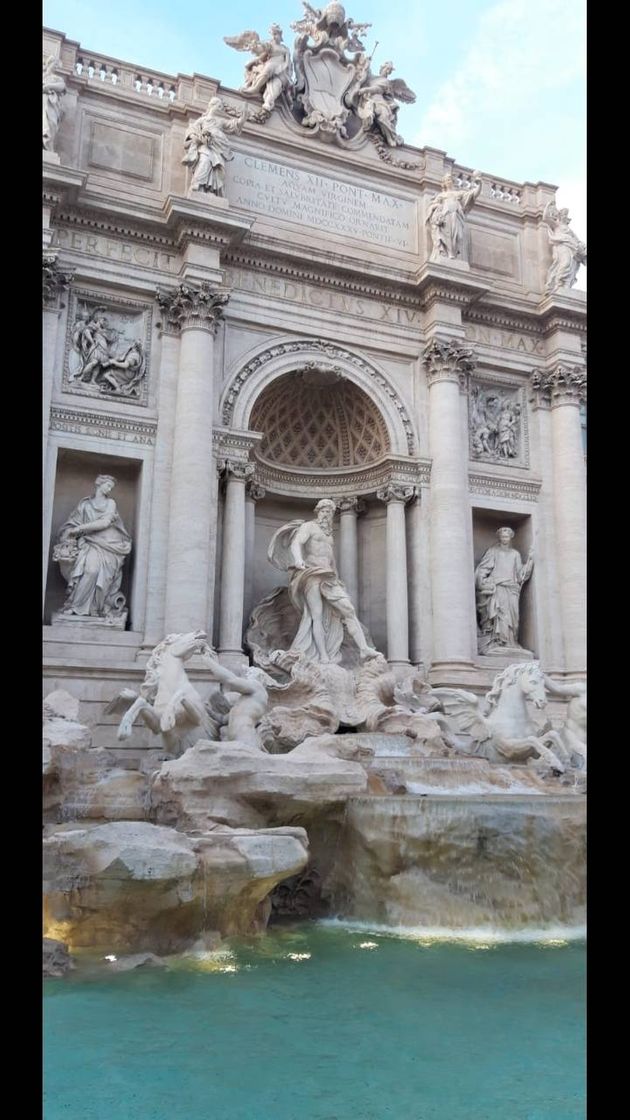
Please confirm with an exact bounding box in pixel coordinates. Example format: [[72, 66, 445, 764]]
[[474, 528, 533, 652], [55, 476, 132, 619]]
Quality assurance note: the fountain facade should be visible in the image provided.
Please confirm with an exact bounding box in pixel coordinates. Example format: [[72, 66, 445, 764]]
[[42, 4, 586, 960]]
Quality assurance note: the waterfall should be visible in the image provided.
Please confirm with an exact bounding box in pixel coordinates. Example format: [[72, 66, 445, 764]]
[[325, 795, 585, 931]]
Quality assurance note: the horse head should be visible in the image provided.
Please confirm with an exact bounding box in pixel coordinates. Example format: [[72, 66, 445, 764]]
[[518, 661, 546, 709], [164, 630, 208, 661]]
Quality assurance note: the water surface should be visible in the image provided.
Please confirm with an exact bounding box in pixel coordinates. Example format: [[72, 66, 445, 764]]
[[44, 924, 585, 1120]]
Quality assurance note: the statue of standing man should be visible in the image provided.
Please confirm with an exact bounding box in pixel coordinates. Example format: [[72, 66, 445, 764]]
[[268, 499, 379, 664], [475, 527, 534, 653]]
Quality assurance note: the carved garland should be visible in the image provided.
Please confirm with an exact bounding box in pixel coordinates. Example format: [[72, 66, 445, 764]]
[[222, 340, 416, 454]]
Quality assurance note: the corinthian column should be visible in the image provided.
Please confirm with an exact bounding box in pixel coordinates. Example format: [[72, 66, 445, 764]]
[[336, 496, 364, 610], [43, 255, 73, 611], [162, 282, 229, 635], [218, 460, 254, 666], [424, 338, 477, 675], [376, 483, 414, 667], [531, 365, 586, 672], [244, 481, 266, 626], [42, 254, 73, 449]]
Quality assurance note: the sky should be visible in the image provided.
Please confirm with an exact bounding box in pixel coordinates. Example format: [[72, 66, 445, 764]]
[[43, 0, 586, 285]]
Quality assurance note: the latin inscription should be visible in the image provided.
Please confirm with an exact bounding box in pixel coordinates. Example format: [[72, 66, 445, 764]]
[[464, 323, 544, 355], [51, 228, 177, 272], [224, 266, 422, 326], [226, 154, 417, 252]]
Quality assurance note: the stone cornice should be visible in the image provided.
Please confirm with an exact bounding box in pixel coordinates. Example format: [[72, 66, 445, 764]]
[[424, 337, 477, 389], [468, 471, 542, 501], [212, 427, 264, 461], [415, 262, 489, 309], [463, 305, 543, 337], [49, 405, 157, 445], [250, 454, 430, 500], [156, 283, 229, 334], [529, 365, 587, 409]]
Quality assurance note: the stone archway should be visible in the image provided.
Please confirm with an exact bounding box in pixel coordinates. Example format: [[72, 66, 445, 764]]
[[220, 338, 416, 457]]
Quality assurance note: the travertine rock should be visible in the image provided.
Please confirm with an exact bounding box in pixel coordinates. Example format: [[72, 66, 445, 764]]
[[43, 937, 75, 978], [150, 738, 368, 831], [43, 820, 308, 950], [44, 689, 81, 722]]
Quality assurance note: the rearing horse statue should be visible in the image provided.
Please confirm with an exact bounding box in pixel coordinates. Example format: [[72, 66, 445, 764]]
[[432, 662, 567, 772]]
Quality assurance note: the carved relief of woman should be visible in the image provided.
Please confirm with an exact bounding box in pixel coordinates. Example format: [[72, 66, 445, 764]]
[[43, 55, 66, 152]]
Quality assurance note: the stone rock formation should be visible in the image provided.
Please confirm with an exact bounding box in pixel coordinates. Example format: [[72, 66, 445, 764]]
[[43, 820, 308, 950]]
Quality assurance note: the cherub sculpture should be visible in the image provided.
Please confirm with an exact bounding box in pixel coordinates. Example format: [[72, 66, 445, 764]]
[[224, 24, 292, 114], [542, 201, 587, 293], [351, 61, 415, 147]]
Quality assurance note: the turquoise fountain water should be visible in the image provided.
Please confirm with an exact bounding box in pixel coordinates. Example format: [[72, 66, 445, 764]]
[[44, 924, 585, 1120]]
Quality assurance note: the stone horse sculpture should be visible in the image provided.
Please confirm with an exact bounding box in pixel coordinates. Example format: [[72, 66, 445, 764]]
[[106, 631, 271, 753], [432, 661, 567, 772]]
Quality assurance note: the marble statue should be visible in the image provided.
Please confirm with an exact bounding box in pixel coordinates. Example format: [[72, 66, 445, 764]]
[[53, 475, 132, 624], [291, 2, 372, 138], [43, 54, 66, 153], [69, 309, 146, 397], [542, 202, 587, 293], [253, 499, 379, 665], [107, 631, 271, 753], [432, 662, 567, 772], [224, 25, 292, 113], [182, 98, 248, 197], [470, 387, 521, 462], [426, 172, 482, 261], [475, 528, 533, 654], [541, 676, 586, 771], [351, 61, 416, 147]]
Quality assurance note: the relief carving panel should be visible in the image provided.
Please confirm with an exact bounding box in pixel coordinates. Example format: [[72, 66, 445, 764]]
[[62, 289, 153, 406]]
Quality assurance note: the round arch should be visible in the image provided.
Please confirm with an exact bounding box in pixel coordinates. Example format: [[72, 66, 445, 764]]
[[220, 338, 416, 457]]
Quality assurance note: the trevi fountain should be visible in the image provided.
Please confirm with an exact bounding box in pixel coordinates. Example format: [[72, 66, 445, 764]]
[[43, 5, 586, 1119]]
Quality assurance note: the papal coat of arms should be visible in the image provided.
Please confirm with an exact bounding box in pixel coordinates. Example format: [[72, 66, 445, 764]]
[[225, 2, 416, 146]]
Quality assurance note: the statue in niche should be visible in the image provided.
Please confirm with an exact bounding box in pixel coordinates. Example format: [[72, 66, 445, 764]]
[[182, 98, 248, 197], [469, 387, 521, 462], [43, 54, 66, 152], [351, 61, 416, 147], [542, 202, 587, 293], [249, 498, 379, 666], [69, 307, 146, 398], [426, 172, 482, 261], [474, 527, 533, 653], [53, 475, 132, 624], [224, 25, 292, 114], [107, 631, 272, 753]]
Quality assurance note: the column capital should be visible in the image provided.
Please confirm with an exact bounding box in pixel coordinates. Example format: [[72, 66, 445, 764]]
[[376, 483, 415, 505], [221, 458, 255, 483], [43, 253, 73, 310], [423, 337, 476, 390], [336, 496, 366, 515], [529, 364, 586, 409], [246, 481, 266, 502], [156, 282, 229, 335]]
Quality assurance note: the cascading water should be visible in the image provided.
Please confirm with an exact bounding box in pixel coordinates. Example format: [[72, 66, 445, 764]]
[[324, 793, 585, 932]]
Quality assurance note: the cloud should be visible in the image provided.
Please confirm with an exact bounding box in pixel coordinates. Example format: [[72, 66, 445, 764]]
[[418, 0, 585, 156]]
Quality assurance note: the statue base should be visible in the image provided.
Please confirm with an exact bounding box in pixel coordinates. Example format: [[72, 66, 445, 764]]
[[51, 611, 128, 631], [477, 646, 534, 668]]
